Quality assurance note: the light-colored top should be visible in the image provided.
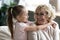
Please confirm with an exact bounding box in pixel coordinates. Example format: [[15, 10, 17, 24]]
[[27, 21, 59, 40], [37, 23, 59, 40], [13, 21, 59, 40], [13, 22, 28, 40]]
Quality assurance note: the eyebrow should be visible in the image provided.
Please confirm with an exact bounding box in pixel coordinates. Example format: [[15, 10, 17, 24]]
[[35, 12, 48, 16]]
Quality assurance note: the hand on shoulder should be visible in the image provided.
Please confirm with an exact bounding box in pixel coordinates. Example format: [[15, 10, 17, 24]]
[[50, 21, 58, 29]]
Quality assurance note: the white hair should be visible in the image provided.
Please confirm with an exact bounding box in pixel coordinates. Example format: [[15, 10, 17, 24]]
[[35, 4, 56, 20]]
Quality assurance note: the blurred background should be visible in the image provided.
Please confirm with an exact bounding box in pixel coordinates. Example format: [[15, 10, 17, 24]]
[[0, 0, 60, 28], [0, 0, 60, 40]]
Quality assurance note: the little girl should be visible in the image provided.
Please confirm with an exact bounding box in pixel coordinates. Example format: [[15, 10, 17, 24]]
[[7, 5, 52, 40], [7, 5, 30, 40]]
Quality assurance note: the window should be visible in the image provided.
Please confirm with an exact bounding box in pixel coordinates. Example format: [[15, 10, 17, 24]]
[[57, 0, 60, 12], [0, 0, 2, 8], [18, 0, 49, 11]]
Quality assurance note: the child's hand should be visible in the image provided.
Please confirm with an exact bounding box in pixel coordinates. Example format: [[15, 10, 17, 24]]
[[50, 22, 57, 28]]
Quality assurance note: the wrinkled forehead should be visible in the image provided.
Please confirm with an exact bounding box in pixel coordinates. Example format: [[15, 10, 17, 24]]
[[35, 5, 49, 13], [35, 8, 48, 14]]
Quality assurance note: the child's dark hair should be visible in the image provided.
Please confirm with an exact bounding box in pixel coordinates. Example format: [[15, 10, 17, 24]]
[[7, 5, 24, 38]]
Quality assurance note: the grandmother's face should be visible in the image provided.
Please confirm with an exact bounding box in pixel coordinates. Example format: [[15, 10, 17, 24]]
[[34, 8, 48, 25]]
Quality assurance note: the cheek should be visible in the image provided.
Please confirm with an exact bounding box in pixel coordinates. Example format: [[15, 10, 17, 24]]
[[16, 16, 21, 21], [22, 16, 28, 21], [24, 16, 28, 19], [45, 16, 49, 20], [34, 15, 37, 20], [44, 16, 49, 22]]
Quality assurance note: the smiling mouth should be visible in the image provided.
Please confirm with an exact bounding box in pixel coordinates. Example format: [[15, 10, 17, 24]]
[[37, 19, 45, 21]]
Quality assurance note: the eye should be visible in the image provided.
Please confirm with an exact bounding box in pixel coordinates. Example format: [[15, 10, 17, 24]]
[[45, 11, 48, 15], [39, 13, 44, 15], [35, 13, 39, 15]]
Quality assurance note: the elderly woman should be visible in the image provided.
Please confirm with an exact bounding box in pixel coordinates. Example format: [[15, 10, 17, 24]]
[[25, 4, 59, 40], [34, 4, 59, 40]]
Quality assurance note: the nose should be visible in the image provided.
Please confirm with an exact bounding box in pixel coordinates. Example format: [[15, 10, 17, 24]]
[[37, 16, 40, 19], [41, 15, 45, 18]]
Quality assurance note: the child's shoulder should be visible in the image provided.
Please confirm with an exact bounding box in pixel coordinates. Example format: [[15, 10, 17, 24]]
[[15, 21, 28, 27], [27, 21, 35, 25]]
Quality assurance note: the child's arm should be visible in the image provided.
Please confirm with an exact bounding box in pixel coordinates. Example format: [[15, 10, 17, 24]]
[[24, 23, 51, 31], [37, 23, 50, 30], [24, 25, 37, 31]]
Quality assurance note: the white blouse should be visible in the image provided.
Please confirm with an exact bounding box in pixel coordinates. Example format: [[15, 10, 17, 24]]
[[37, 23, 59, 40], [27, 21, 59, 40]]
